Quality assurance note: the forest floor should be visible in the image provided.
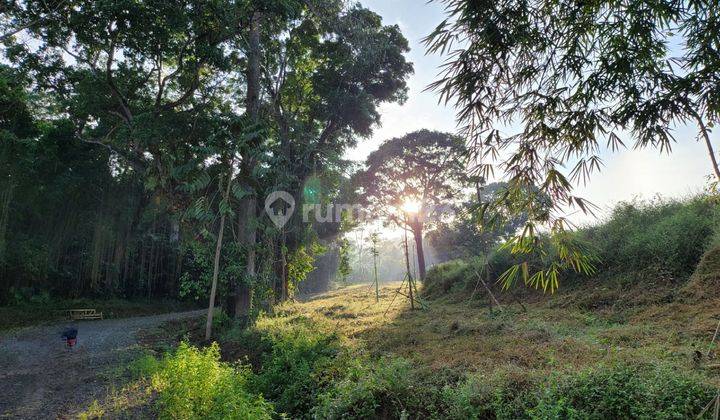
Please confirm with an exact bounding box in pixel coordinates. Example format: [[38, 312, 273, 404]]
[[269, 282, 720, 383], [0, 309, 204, 419]]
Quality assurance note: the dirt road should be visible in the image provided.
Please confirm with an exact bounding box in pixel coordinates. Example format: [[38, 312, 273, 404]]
[[0, 310, 204, 419]]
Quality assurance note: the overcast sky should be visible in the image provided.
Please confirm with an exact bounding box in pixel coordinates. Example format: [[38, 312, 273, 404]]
[[348, 0, 711, 226]]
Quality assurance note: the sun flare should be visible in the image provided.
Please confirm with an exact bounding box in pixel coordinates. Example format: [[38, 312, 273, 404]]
[[401, 198, 421, 214]]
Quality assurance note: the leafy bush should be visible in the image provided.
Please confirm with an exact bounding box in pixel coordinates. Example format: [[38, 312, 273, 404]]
[[423, 249, 535, 299], [424, 197, 720, 300], [441, 368, 538, 419], [7, 287, 51, 305], [210, 308, 231, 333], [583, 197, 718, 281], [313, 357, 454, 419], [287, 243, 326, 296], [251, 318, 343, 417], [423, 259, 470, 297], [530, 364, 714, 419], [128, 319, 713, 420], [140, 342, 274, 419]]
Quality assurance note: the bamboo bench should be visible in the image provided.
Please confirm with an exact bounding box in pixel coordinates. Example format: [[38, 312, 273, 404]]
[[65, 309, 104, 320]]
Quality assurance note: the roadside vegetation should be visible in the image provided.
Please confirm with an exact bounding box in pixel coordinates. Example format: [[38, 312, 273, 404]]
[[86, 283, 718, 418]]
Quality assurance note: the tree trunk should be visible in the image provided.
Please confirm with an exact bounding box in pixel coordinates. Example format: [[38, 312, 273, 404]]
[[231, 10, 262, 321], [272, 230, 287, 301], [170, 218, 180, 244], [693, 112, 720, 182], [403, 230, 415, 310], [205, 172, 233, 341], [412, 222, 427, 281], [235, 281, 253, 326], [246, 11, 261, 120], [281, 243, 288, 301], [234, 196, 256, 322], [0, 183, 14, 267]]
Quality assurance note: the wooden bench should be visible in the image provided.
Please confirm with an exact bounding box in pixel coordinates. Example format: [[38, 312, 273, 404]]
[[65, 308, 104, 320]]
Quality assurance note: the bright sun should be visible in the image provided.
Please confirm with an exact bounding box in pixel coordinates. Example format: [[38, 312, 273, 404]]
[[401, 198, 421, 214]]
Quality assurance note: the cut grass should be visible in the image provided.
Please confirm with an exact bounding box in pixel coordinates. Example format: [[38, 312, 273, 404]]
[[80, 281, 720, 418], [269, 283, 720, 384]]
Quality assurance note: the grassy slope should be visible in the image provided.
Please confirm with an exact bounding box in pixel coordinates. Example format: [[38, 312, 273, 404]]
[[268, 282, 720, 384], [79, 281, 720, 418]]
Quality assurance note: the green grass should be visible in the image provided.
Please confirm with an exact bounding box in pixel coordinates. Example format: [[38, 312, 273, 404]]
[[214, 283, 719, 418], [80, 282, 720, 418], [423, 196, 720, 299], [75, 196, 720, 417]]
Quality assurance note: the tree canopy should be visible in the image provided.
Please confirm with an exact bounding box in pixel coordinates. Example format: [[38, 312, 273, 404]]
[[355, 129, 468, 279], [0, 0, 413, 313]]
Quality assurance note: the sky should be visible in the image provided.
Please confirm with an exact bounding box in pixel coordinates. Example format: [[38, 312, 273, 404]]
[[348, 0, 711, 226]]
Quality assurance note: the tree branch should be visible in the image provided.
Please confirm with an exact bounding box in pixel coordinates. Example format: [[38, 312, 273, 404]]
[[76, 125, 146, 172], [0, 0, 67, 42], [690, 110, 720, 181], [105, 35, 133, 123]]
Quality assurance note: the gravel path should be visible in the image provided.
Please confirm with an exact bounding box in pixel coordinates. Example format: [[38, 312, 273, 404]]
[[0, 310, 204, 419]]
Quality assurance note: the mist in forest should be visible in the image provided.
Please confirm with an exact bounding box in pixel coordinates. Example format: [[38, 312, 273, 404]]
[[345, 233, 444, 284]]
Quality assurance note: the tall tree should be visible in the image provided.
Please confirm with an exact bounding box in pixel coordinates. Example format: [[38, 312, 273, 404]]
[[230, 7, 263, 323], [0, 0, 413, 314], [260, 3, 414, 297], [356, 130, 468, 280], [6, 0, 243, 172]]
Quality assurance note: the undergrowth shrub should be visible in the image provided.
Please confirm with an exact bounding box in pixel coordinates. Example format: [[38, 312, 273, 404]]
[[133, 333, 713, 420], [423, 249, 540, 300], [313, 357, 458, 419], [137, 342, 273, 419], [583, 197, 718, 281], [249, 316, 345, 417], [441, 367, 538, 419], [423, 259, 469, 297], [424, 197, 720, 300], [213, 312, 716, 419], [530, 364, 714, 419]]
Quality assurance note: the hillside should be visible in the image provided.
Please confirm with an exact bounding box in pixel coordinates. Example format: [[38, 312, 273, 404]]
[[264, 283, 720, 382]]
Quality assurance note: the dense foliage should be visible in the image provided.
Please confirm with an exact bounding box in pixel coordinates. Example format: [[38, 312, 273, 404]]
[[0, 1, 412, 311], [0, 67, 177, 298], [427, 182, 532, 262], [586, 198, 718, 280], [135, 343, 273, 419], [531, 365, 714, 419]]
